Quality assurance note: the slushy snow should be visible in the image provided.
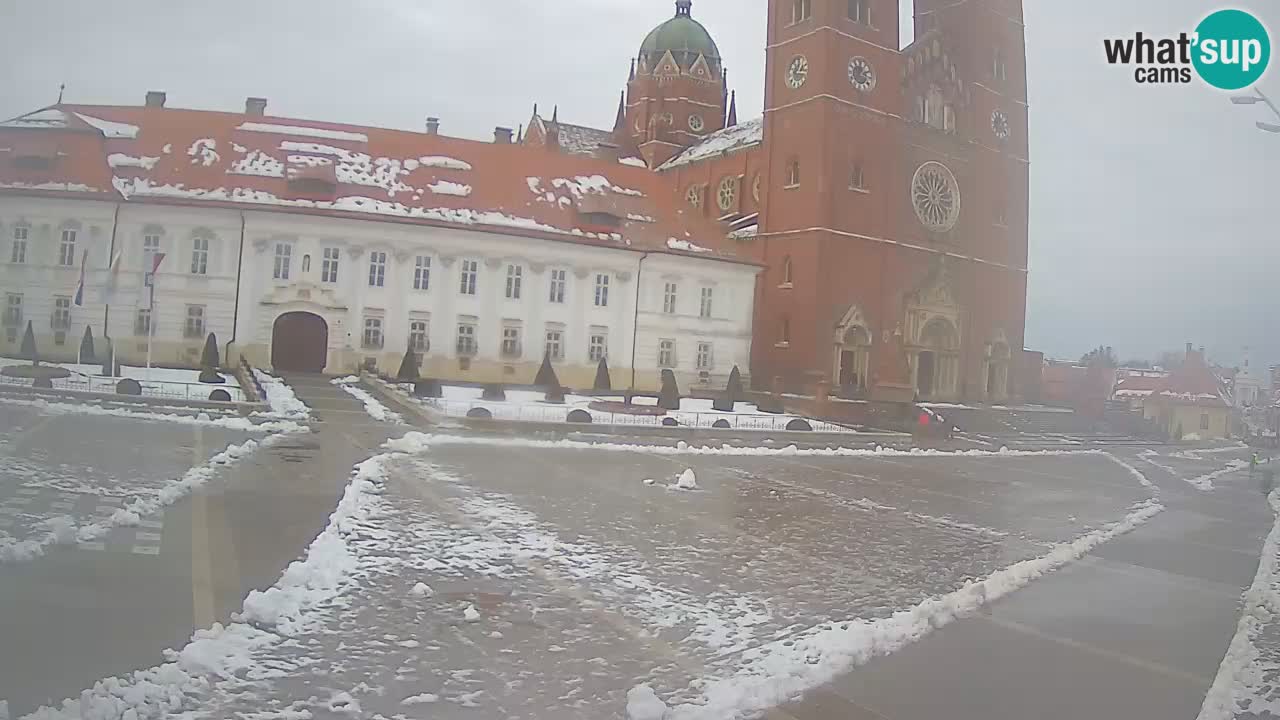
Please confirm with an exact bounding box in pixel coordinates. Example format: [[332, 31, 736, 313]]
[[627, 685, 669, 720], [253, 369, 310, 420], [331, 377, 403, 423], [463, 603, 481, 622]]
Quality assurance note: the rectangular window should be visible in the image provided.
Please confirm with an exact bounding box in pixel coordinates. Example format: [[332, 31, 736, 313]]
[[545, 327, 565, 361], [792, 0, 811, 23], [459, 259, 478, 295], [848, 0, 870, 24], [699, 287, 713, 319], [589, 333, 608, 363], [663, 282, 678, 314], [501, 324, 522, 358], [184, 304, 205, 338], [321, 247, 340, 283], [1200, 413, 1210, 431], [658, 339, 676, 368], [548, 268, 566, 304], [135, 307, 151, 336], [786, 160, 801, 188], [594, 273, 610, 307], [58, 229, 77, 267], [456, 322, 477, 355], [505, 264, 522, 299], [409, 320, 429, 353], [273, 243, 291, 280], [142, 233, 160, 271], [190, 236, 209, 275], [993, 47, 1007, 82], [851, 162, 866, 189], [51, 296, 71, 330], [696, 342, 714, 371], [3, 293, 22, 326], [362, 317, 384, 349], [368, 251, 387, 287], [414, 255, 431, 291], [10, 226, 27, 264]]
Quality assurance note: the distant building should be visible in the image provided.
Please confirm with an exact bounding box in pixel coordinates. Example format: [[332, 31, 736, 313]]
[[1111, 368, 1169, 410], [1142, 344, 1232, 440], [1233, 349, 1267, 408]]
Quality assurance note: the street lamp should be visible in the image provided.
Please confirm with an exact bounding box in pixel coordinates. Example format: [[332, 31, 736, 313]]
[[1231, 86, 1280, 132]]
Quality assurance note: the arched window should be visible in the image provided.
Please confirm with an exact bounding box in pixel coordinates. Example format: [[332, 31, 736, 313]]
[[782, 256, 793, 285], [785, 158, 801, 188], [926, 86, 944, 129], [850, 161, 866, 190], [780, 315, 791, 345], [301, 254, 311, 273]]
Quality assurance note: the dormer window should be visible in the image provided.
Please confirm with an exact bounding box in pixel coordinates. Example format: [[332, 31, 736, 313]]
[[286, 159, 337, 195]]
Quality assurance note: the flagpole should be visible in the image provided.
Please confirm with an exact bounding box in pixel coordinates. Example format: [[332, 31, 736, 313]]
[[146, 276, 155, 381]]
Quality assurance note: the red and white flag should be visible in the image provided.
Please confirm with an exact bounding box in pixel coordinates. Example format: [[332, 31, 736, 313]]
[[139, 252, 166, 309]]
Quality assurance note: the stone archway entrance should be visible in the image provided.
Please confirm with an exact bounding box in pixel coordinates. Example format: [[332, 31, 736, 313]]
[[836, 325, 871, 396], [912, 317, 959, 401], [272, 312, 328, 372]]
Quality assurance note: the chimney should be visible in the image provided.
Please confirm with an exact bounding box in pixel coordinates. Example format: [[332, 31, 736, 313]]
[[145, 91, 167, 108], [594, 141, 620, 163], [425, 117, 440, 135], [245, 97, 267, 116], [493, 126, 513, 144]]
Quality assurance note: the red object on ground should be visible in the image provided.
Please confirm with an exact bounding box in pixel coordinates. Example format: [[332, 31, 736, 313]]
[[919, 412, 930, 426]]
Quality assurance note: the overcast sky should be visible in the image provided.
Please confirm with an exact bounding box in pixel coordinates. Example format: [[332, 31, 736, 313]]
[[2, 1, 1276, 370]]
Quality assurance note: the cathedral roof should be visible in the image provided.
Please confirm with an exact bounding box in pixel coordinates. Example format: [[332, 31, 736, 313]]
[[0, 103, 747, 264], [639, 1, 720, 71], [657, 116, 762, 171]]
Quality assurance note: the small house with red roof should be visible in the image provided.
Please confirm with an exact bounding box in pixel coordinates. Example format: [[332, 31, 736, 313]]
[[1142, 344, 1233, 440]]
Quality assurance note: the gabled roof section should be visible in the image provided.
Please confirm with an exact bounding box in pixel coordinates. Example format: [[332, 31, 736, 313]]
[[0, 102, 750, 264], [1147, 349, 1231, 407], [657, 116, 762, 171]]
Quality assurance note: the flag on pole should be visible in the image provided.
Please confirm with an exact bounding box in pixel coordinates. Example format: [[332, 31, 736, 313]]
[[100, 250, 123, 305], [73, 249, 89, 306], [139, 252, 166, 309]]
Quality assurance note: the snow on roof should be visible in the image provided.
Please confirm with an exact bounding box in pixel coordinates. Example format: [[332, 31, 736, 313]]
[[236, 121, 369, 143], [620, 156, 647, 167], [658, 117, 764, 171], [550, 120, 614, 156], [0, 103, 746, 262], [727, 223, 758, 239], [0, 108, 71, 129], [1145, 350, 1230, 407], [75, 113, 139, 139]]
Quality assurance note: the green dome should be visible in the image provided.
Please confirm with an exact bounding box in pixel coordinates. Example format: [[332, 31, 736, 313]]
[[639, 1, 721, 72]]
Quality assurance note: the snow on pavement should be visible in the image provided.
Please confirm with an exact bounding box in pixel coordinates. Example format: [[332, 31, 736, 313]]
[[1197, 490, 1280, 720], [22, 433, 1162, 719], [332, 376, 403, 423], [252, 369, 311, 420]]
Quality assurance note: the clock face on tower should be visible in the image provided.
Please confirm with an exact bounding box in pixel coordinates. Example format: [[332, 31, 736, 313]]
[[785, 55, 809, 89], [847, 57, 875, 92], [991, 110, 1010, 140]]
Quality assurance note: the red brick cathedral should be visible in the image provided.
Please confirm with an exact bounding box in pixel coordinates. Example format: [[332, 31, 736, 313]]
[[525, 0, 1028, 403]]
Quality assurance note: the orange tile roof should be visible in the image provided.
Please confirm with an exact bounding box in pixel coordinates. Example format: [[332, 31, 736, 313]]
[[1147, 351, 1230, 407], [0, 104, 751, 265]]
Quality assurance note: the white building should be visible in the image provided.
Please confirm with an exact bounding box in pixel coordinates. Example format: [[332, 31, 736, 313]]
[[1234, 349, 1268, 409], [0, 97, 759, 391]]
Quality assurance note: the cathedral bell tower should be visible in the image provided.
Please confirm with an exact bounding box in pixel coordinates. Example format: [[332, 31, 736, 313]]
[[624, 0, 728, 168]]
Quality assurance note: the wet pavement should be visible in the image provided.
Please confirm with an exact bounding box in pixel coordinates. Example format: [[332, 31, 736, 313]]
[[0, 376, 1272, 720]]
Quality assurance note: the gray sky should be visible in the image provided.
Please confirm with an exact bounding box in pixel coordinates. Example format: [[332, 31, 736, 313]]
[[2, 0, 1276, 370]]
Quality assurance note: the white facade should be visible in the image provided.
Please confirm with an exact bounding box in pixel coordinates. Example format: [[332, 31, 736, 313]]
[[0, 196, 758, 390]]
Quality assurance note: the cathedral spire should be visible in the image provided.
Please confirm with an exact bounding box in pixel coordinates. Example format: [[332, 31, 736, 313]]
[[613, 91, 626, 133], [675, 0, 692, 18], [726, 90, 737, 127], [551, 105, 558, 124]]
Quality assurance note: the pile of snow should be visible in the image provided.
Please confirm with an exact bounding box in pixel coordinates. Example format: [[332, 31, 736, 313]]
[[674, 468, 698, 490], [1197, 490, 1280, 720], [640, 497, 1165, 719], [463, 603, 481, 622], [410, 582, 434, 597], [401, 693, 440, 705], [1186, 459, 1249, 492], [627, 685, 669, 720], [331, 377, 403, 424], [253, 369, 310, 420]]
